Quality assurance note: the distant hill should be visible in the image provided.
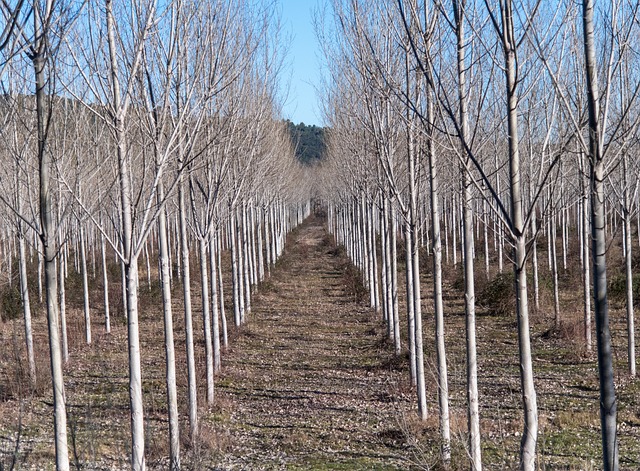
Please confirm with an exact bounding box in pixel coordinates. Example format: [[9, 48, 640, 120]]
[[286, 121, 326, 165]]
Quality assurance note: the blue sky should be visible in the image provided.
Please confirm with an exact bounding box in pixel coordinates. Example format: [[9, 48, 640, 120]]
[[279, 0, 324, 127]]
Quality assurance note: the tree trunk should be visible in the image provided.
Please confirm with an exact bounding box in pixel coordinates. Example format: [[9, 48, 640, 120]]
[[241, 203, 252, 316], [426, 80, 451, 463], [582, 1, 619, 468], [623, 154, 635, 377], [80, 223, 91, 344], [531, 204, 540, 311], [381, 201, 390, 327], [580, 151, 592, 351], [454, 1, 481, 464], [216, 231, 228, 348], [157, 196, 180, 470], [551, 213, 560, 326], [505, 16, 538, 471], [18, 223, 36, 387], [178, 174, 198, 441], [101, 232, 111, 334], [34, 7, 69, 467], [230, 208, 241, 326], [391, 210, 400, 355], [256, 209, 265, 283], [404, 220, 417, 385], [210, 231, 222, 373], [58, 232, 69, 364], [199, 237, 215, 404]]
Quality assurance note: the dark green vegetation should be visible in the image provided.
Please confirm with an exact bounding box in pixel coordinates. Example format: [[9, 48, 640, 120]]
[[286, 121, 326, 165]]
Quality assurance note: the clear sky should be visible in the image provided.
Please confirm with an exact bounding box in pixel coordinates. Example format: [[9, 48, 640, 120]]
[[279, 0, 324, 127]]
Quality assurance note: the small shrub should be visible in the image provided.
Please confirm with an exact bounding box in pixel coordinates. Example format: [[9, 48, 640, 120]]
[[419, 246, 433, 276], [320, 232, 335, 249], [1, 285, 22, 322], [477, 272, 515, 316], [608, 273, 640, 307], [341, 263, 368, 303], [449, 267, 465, 292], [329, 245, 346, 258]]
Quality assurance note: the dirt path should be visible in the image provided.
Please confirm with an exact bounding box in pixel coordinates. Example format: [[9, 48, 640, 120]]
[[213, 217, 417, 470]]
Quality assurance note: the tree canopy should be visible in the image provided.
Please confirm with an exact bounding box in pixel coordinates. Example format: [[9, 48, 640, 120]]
[[286, 120, 326, 165]]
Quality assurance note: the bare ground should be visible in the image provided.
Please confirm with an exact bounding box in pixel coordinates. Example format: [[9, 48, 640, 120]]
[[211, 218, 418, 469]]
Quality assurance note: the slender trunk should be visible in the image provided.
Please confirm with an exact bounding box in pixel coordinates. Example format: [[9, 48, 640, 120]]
[[583, 2, 618, 468], [37, 248, 43, 303], [241, 204, 251, 316], [144, 241, 152, 290], [179, 175, 198, 441], [444, 200, 450, 264], [237, 209, 246, 323], [483, 197, 490, 279], [426, 81, 451, 463], [501, 3, 538, 467], [230, 209, 241, 326], [551, 214, 560, 326], [623, 154, 635, 377], [454, 1, 481, 464], [580, 153, 592, 351], [216, 232, 228, 348], [199, 238, 214, 404], [257, 210, 265, 283], [624, 211, 635, 377], [531, 205, 540, 311], [462, 135, 481, 471], [80, 224, 91, 344], [366, 200, 376, 309], [369, 204, 381, 312], [383, 198, 393, 337], [264, 207, 272, 277], [452, 195, 458, 266], [34, 9, 69, 468], [411, 214, 427, 421], [58, 232, 69, 364], [270, 205, 277, 266], [562, 206, 568, 270], [381, 202, 390, 327], [391, 209, 400, 355], [157, 195, 180, 470], [18, 230, 36, 387], [120, 258, 128, 319], [210, 231, 221, 373], [250, 205, 258, 286], [101, 233, 111, 333]]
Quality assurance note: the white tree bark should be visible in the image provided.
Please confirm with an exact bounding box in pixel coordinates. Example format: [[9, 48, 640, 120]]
[[216, 230, 229, 348], [101, 231, 111, 334], [157, 193, 180, 470], [622, 153, 635, 377], [210, 230, 222, 373], [199, 237, 215, 404], [453, 1, 481, 465], [79, 222, 91, 344], [582, 2, 618, 467], [34, 2, 69, 467], [17, 215, 36, 386], [178, 172, 198, 441], [499, 3, 538, 467]]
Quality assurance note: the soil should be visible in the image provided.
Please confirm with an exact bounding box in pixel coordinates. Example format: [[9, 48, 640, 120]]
[[211, 217, 417, 469]]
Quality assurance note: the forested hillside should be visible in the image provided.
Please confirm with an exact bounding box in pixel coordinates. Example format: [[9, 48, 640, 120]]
[[286, 121, 326, 165]]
